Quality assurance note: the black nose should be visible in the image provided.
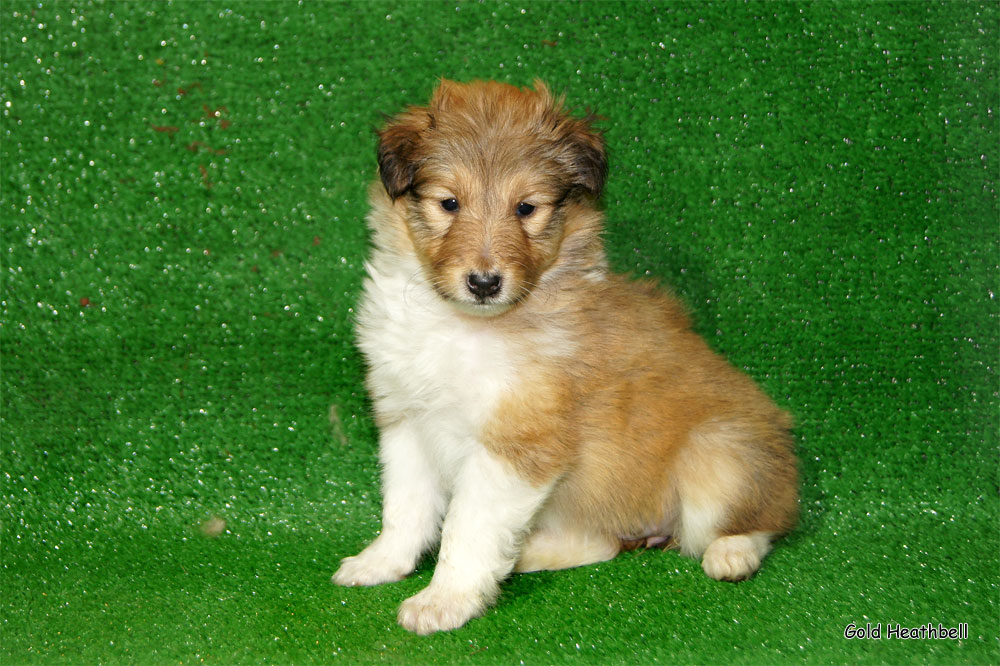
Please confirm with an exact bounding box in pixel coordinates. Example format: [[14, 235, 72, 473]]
[[466, 272, 502, 299]]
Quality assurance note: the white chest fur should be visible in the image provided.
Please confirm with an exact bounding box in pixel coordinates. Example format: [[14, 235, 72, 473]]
[[355, 254, 515, 441]]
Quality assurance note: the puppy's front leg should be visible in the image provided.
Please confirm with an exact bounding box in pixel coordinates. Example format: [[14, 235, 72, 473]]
[[333, 421, 445, 587], [398, 446, 552, 635]]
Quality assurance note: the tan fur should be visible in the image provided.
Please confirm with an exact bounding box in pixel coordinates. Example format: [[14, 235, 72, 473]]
[[368, 79, 797, 580]]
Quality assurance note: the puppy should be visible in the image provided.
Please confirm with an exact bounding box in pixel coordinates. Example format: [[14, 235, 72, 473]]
[[333, 80, 798, 635]]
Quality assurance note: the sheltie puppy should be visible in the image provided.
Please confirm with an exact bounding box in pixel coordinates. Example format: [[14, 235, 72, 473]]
[[333, 80, 798, 635]]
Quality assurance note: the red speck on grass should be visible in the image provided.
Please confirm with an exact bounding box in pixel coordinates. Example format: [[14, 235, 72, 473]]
[[199, 164, 213, 189]]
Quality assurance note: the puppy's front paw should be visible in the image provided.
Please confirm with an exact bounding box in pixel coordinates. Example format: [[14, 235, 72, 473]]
[[397, 585, 486, 635], [332, 548, 413, 587]]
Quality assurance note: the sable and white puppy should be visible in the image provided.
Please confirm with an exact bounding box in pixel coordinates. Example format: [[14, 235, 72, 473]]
[[333, 80, 798, 635]]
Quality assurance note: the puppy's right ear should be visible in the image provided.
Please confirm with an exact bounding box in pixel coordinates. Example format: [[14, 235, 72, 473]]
[[377, 109, 432, 199]]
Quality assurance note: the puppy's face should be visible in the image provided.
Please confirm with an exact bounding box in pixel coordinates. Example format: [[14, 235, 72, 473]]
[[377, 80, 606, 316]]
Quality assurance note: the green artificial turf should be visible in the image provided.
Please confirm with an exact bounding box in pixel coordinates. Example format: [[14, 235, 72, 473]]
[[2, 1, 997, 664]]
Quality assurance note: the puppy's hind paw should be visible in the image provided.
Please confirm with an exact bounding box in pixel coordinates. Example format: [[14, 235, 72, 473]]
[[701, 533, 771, 581]]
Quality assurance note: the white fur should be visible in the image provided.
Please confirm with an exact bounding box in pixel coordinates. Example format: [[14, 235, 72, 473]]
[[398, 447, 552, 634], [702, 532, 773, 581], [334, 247, 553, 633], [356, 250, 514, 432], [332, 421, 444, 586], [676, 502, 726, 558]]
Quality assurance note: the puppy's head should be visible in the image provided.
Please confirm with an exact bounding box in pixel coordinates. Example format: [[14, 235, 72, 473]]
[[376, 80, 606, 316]]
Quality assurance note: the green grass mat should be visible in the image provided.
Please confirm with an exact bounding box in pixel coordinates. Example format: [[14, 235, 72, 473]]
[[2, 1, 997, 664]]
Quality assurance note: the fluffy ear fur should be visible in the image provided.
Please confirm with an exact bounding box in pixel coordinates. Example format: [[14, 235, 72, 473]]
[[534, 81, 607, 197], [557, 117, 607, 196], [377, 108, 432, 199]]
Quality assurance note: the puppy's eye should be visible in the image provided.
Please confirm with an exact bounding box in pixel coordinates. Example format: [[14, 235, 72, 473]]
[[440, 198, 459, 212], [516, 202, 536, 217]]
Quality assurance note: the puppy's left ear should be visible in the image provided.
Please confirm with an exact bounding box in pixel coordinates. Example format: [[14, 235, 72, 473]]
[[377, 108, 432, 199], [559, 117, 607, 197], [532, 81, 607, 196]]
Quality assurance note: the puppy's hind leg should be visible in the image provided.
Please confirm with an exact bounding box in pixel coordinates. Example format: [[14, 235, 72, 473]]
[[515, 526, 620, 573], [673, 419, 797, 582], [675, 500, 774, 581]]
